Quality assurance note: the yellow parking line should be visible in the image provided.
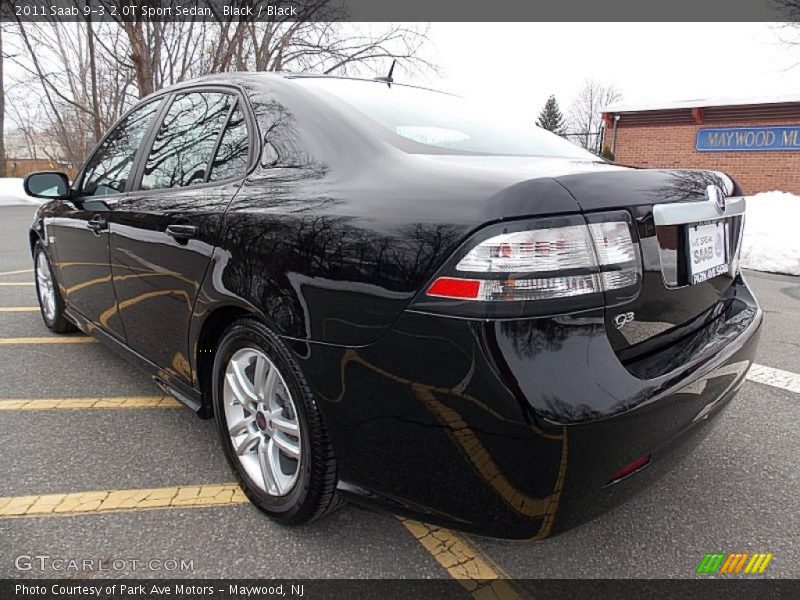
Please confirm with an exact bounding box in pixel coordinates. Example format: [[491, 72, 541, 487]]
[[0, 282, 34, 286], [0, 269, 33, 276], [0, 307, 39, 312], [400, 519, 520, 598], [0, 396, 182, 410], [0, 484, 248, 518], [0, 336, 96, 344]]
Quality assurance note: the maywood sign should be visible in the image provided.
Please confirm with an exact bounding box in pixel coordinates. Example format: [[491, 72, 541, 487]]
[[697, 126, 800, 152]]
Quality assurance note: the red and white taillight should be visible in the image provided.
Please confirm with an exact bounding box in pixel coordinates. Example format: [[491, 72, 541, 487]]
[[416, 212, 641, 317]]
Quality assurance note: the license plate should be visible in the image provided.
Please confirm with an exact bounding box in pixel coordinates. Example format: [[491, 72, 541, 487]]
[[687, 221, 728, 284]]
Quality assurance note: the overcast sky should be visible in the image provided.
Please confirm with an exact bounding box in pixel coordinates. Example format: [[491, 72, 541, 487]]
[[405, 23, 797, 122]]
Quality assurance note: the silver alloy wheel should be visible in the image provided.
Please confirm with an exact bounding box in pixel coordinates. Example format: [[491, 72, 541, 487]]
[[36, 251, 56, 322], [223, 347, 302, 496]]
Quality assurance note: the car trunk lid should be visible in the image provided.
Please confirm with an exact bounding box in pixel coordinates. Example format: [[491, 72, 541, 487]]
[[553, 169, 746, 361]]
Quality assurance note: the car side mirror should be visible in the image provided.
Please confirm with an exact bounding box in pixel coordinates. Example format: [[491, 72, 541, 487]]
[[24, 171, 71, 200]]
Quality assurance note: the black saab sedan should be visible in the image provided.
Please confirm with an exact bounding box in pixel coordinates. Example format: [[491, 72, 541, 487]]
[[25, 73, 761, 539]]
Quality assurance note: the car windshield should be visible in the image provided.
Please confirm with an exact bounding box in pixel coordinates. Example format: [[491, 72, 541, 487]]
[[295, 77, 596, 159]]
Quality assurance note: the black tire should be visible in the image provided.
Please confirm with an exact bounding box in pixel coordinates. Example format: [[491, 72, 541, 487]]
[[33, 241, 76, 334], [212, 317, 344, 525]]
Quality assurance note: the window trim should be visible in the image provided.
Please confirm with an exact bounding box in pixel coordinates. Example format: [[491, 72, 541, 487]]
[[128, 92, 178, 192], [71, 83, 259, 204], [205, 99, 240, 184], [129, 85, 258, 195], [73, 96, 168, 200]]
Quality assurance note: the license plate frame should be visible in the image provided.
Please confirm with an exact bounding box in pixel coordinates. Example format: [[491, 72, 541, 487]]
[[686, 220, 728, 285]]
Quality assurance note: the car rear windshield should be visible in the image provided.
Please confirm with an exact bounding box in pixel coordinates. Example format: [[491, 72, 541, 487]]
[[295, 77, 596, 159]]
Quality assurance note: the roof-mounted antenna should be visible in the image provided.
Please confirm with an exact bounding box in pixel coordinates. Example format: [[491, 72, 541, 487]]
[[374, 59, 397, 86]]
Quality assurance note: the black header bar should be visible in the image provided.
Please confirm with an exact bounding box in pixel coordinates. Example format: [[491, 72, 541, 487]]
[[0, 0, 795, 22]]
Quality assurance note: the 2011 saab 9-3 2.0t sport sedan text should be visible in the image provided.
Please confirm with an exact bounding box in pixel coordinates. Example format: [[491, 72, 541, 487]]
[[25, 73, 761, 539]]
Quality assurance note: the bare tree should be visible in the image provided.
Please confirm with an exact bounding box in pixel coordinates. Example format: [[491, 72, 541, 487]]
[[2, 10, 435, 165], [8, 19, 100, 167], [567, 79, 622, 152], [769, 4, 800, 69], [86, 5, 101, 142], [773, 1, 800, 20], [6, 99, 42, 160], [97, 1, 435, 99]]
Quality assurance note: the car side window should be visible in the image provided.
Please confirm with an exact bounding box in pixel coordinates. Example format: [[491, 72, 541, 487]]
[[80, 100, 160, 197], [208, 103, 249, 182], [140, 92, 234, 190]]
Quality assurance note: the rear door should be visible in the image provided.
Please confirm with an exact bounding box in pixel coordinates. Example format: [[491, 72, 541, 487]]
[[108, 88, 252, 382]]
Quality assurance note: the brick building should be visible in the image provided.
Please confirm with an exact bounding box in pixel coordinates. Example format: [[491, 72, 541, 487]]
[[601, 95, 800, 194]]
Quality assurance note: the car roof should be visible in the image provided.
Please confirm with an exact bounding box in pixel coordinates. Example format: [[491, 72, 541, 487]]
[[142, 71, 454, 102]]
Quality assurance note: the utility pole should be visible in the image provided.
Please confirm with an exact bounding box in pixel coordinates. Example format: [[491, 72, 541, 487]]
[[86, 4, 101, 144], [0, 24, 6, 177]]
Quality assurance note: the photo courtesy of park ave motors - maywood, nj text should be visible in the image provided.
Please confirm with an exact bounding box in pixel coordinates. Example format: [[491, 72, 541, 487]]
[[0, 1, 799, 597]]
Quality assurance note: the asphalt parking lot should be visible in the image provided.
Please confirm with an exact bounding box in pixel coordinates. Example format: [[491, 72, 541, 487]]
[[1, 204, 798, 585]]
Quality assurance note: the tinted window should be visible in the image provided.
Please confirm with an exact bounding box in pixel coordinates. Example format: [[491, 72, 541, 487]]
[[80, 101, 160, 196], [208, 104, 249, 182], [141, 92, 233, 190], [297, 78, 596, 159]]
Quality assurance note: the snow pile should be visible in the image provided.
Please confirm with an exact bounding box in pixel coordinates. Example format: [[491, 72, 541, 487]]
[[0, 178, 41, 206], [740, 191, 800, 277]]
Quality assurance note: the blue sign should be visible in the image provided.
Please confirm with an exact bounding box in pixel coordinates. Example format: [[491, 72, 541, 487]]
[[696, 126, 800, 152]]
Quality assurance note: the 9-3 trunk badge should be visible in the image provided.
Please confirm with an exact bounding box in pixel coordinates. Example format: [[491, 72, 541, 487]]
[[614, 311, 635, 329]]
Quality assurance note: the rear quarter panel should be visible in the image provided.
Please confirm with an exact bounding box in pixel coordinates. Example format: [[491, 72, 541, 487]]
[[199, 76, 582, 346]]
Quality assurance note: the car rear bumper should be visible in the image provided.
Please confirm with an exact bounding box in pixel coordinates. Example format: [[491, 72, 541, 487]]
[[293, 275, 762, 539]]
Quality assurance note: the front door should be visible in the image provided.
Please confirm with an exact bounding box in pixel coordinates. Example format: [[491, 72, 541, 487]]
[[108, 90, 251, 383], [51, 99, 163, 339]]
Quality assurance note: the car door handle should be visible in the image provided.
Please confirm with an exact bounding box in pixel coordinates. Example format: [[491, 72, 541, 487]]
[[87, 215, 108, 234], [165, 224, 199, 241]]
